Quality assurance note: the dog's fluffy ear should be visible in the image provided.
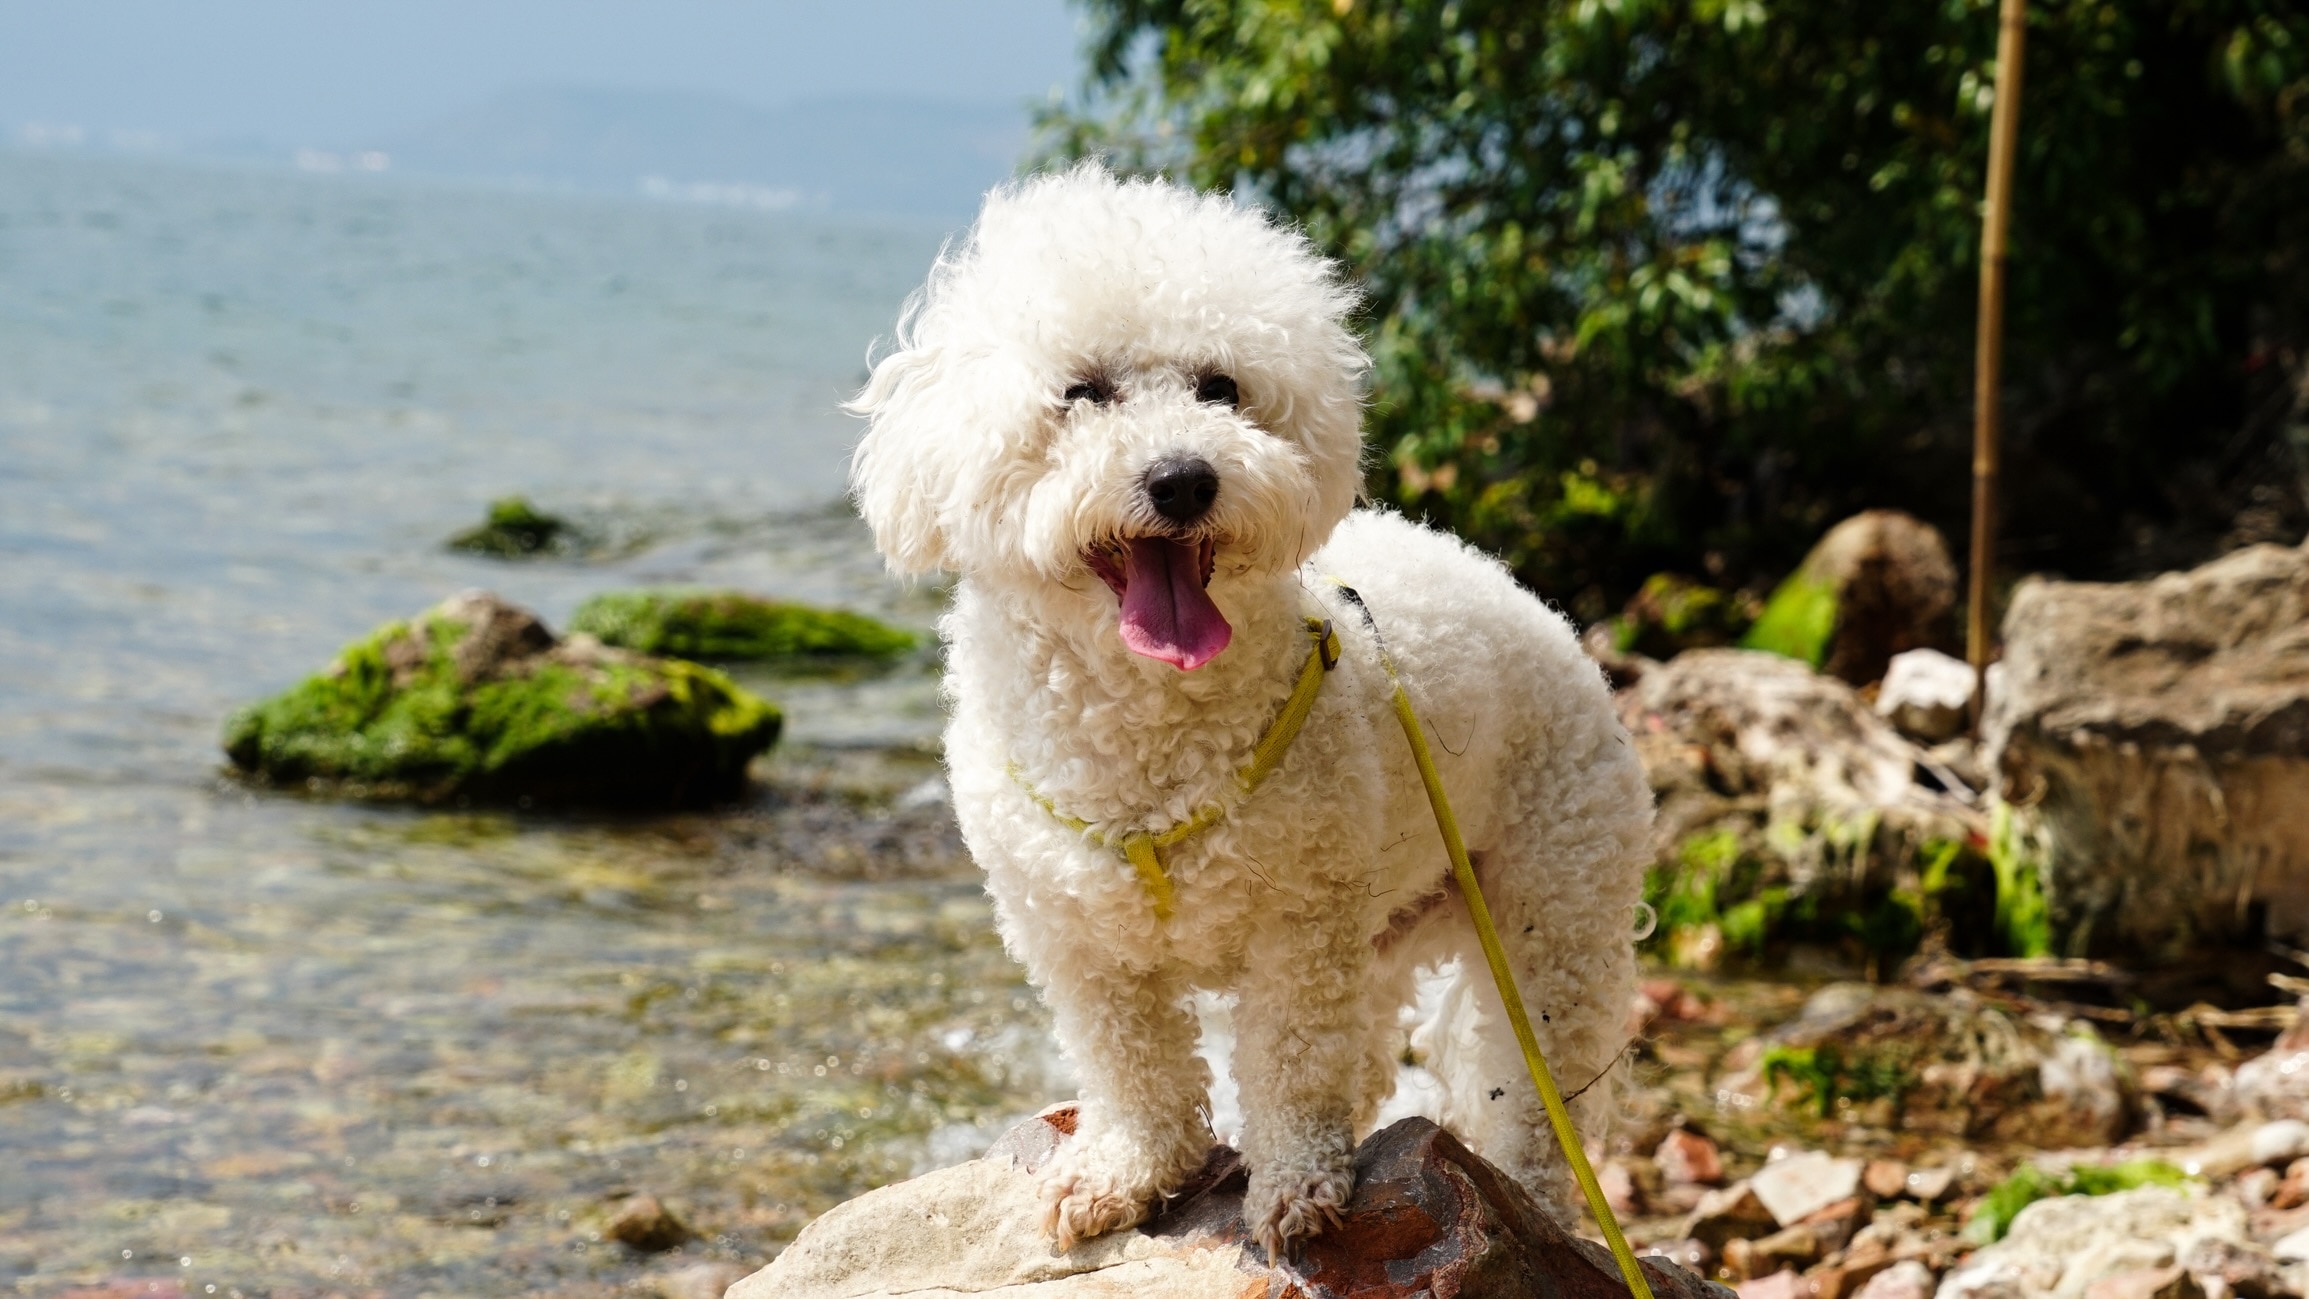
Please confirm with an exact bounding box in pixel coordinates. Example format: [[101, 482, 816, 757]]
[[846, 337, 954, 575]]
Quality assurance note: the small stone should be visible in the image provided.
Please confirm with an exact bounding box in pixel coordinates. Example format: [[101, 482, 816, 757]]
[[1903, 1166, 1956, 1203], [1736, 1269, 1810, 1299], [2271, 1224, 2309, 1262], [2179, 1239, 2294, 1299], [1807, 1249, 1897, 1299], [1752, 1152, 1866, 1228], [2233, 1167, 2279, 1209], [1685, 1181, 1781, 1251], [2273, 1158, 2309, 1211], [2084, 1265, 2205, 1299], [608, 1193, 694, 1253], [1801, 1197, 1865, 1255], [1853, 1261, 1936, 1299], [1877, 647, 1975, 743], [1864, 1160, 1910, 1201], [1726, 1224, 1821, 1280], [1659, 1128, 1727, 1187], [2253, 1120, 2309, 1168], [651, 1261, 750, 1299]]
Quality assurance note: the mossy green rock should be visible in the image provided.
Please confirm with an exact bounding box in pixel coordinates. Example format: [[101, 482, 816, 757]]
[[224, 592, 780, 807], [1607, 573, 1757, 660], [1739, 509, 1957, 684], [448, 496, 577, 558], [569, 589, 916, 662]]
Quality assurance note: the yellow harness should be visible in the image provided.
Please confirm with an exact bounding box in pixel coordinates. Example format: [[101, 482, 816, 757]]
[[1014, 591, 1656, 1299], [1010, 615, 1341, 921]]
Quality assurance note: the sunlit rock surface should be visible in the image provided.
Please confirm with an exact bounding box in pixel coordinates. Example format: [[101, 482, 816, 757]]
[[1983, 538, 2309, 957], [735, 1108, 1731, 1299]]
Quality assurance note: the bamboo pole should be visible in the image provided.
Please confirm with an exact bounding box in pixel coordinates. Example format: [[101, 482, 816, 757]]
[[1969, 0, 2028, 731]]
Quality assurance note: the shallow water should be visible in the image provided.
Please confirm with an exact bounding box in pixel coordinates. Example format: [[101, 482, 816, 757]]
[[0, 151, 1064, 1296]]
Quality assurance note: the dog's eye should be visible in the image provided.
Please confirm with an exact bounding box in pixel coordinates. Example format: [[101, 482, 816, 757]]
[[1063, 377, 1115, 406], [1195, 374, 1240, 408]]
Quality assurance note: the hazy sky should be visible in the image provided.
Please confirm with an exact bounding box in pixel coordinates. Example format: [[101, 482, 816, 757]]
[[0, 0, 1083, 144]]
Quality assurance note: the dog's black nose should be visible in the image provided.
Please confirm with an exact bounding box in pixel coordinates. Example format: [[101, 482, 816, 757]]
[[1145, 456, 1220, 524]]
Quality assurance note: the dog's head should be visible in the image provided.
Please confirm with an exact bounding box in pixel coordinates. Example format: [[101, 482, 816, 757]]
[[848, 164, 1367, 670]]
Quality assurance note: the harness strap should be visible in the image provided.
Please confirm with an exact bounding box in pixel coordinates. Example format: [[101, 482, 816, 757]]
[[1011, 614, 1340, 921]]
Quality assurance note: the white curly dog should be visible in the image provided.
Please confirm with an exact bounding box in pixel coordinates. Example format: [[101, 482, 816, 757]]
[[849, 164, 1653, 1259]]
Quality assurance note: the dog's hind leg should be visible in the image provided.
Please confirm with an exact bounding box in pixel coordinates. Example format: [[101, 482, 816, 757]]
[[1032, 956, 1214, 1250], [1418, 836, 1643, 1224]]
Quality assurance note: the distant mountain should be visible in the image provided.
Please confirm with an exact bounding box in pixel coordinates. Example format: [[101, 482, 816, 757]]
[[378, 86, 1032, 220]]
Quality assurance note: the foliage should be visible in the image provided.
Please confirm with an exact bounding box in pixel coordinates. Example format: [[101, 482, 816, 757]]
[[1043, 0, 2309, 618], [1761, 1043, 1910, 1116], [448, 495, 577, 559], [1606, 572, 1758, 658], [1963, 1158, 2190, 1244], [1740, 571, 1838, 667], [570, 590, 918, 663], [1989, 801, 2054, 957], [223, 611, 781, 807]]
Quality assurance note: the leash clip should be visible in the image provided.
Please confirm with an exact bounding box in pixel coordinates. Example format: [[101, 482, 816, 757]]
[[1316, 619, 1339, 671]]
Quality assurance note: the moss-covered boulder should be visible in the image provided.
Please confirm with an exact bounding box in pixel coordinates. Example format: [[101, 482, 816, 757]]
[[1740, 510, 1958, 685], [448, 496, 578, 558], [223, 592, 780, 807], [568, 589, 916, 662]]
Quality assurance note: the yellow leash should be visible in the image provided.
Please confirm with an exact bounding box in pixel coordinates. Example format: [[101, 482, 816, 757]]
[[1344, 583, 1657, 1299]]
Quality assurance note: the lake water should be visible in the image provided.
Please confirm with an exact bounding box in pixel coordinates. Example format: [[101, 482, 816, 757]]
[[0, 151, 1061, 1296]]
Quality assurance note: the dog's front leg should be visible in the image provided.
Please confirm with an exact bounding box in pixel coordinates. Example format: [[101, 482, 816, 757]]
[[1035, 958, 1212, 1250], [1233, 902, 1382, 1261]]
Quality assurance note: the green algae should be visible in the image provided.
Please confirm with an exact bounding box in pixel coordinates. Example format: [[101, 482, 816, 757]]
[[1740, 571, 1839, 668], [569, 589, 917, 663], [1989, 802, 2054, 958], [447, 495, 577, 558], [1963, 1158, 2190, 1245], [223, 596, 781, 807]]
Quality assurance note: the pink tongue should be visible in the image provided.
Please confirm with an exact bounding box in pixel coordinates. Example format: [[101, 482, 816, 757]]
[[1117, 537, 1232, 670]]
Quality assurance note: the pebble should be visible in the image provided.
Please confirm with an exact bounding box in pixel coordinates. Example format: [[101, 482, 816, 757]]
[[1852, 1261, 1936, 1299], [651, 1260, 751, 1299], [1735, 1269, 1808, 1299], [1903, 1166, 1955, 1203], [1657, 1128, 1726, 1187], [1683, 1181, 1779, 1251], [2081, 1265, 2204, 1299], [1862, 1159, 1908, 1200], [607, 1193, 694, 1253], [1751, 1151, 1865, 1228], [2271, 1224, 2309, 1262]]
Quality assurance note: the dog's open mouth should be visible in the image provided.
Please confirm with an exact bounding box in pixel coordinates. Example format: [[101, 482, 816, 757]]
[[1084, 535, 1230, 671]]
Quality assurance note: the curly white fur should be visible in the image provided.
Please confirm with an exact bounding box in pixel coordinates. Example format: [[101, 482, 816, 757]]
[[849, 164, 1654, 1259]]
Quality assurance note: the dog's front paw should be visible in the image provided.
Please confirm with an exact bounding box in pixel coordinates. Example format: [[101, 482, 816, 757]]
[[1038, 1134, 1192, 1251], [1244, 1158, 1355, 1262]]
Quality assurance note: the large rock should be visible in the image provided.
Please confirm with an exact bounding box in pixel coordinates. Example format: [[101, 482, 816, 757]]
[[734, 1111, 1732, 1299], [224, 592, 780, 807], [1935, 1186, 2249, 1299], [1982, 538, 2309, 957], [1619, 649, 1983, 965], [1741, 511, 1959, 686]]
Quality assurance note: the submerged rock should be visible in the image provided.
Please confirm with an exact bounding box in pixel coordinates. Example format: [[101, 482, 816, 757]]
[[223, 591, 780, 807], [606, 1192, 693, 1253], [732, 1111, 1730, 1299], [1981, 537, 2309, 959], [447, 495, 578, 558], [569, 589, 916, 662], [1741, 511, 1958, 687]]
